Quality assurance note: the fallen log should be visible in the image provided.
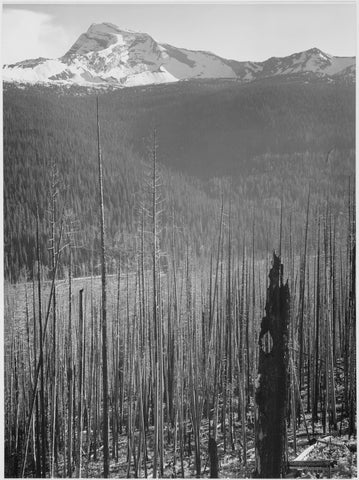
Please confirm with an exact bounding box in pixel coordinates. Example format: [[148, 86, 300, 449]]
[[293, 443, 316, 461], [288, 460, 337, 469], [317, 439, 346, 448]]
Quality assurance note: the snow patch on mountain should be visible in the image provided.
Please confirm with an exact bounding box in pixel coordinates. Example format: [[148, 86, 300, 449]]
[[122, 68, 177, 87], [2, 23, 355, 88], [162, 47, 237, 79], [4, 59, 69, 84], [323, 56, 355, 75]]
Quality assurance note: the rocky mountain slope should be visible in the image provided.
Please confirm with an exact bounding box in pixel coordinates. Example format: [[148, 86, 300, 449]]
[[3, 22, 355, 87]]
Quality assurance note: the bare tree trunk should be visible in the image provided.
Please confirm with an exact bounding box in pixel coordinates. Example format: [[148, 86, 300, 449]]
[[152, 130, 159, 478], [50, 164, 58, 478], [208, 437, 218, 478], [32, 273, 42, 477], [313, 218, 321, 425], [36, 207, 47, 478], [255, 253, 289, 478], [67, 249, 73, 477], [96, 97, 109, 477], [76, 289, 85, 477], [298, 191, 310, 394]]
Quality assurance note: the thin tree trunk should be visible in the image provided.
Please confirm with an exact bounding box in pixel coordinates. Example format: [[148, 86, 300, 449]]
[[36, 208, 47, 478], [67, 249, 73, 477], [76, 289, 84, 478], [96, 96, 109, 477]]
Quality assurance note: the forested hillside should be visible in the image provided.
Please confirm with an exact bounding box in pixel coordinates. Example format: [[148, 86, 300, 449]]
[[3, 78, 355, 281], [3, 76, 356, 480]]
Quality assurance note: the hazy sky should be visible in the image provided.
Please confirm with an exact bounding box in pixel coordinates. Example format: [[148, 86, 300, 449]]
[[2, 2, 357, 65]]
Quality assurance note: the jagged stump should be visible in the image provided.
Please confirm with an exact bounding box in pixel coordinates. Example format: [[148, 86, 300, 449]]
[[209, 437, 219, 478], [255, 253, 290, 478]]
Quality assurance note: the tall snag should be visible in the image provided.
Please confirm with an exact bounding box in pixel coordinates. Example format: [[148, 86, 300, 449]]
[[96, 96, 109, 477], [255, 253, 289, 478]]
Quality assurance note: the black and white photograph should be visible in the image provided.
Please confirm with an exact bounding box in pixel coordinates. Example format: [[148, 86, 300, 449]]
[[2, 1, 357, 478]]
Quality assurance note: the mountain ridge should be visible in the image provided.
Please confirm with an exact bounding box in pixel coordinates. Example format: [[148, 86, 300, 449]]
[[3, 22, 356, 88]]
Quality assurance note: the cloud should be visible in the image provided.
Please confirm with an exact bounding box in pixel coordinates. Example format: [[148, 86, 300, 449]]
[[2, 9, 70, 64]]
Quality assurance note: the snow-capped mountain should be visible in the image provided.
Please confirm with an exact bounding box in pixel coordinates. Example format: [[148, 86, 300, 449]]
[[3, 23, 356, 88], [255, 48, 354, 77]]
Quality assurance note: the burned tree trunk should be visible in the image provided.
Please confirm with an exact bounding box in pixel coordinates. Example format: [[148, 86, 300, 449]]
[[208, 437, 219, 478], [96, 97, 109, 477], [255, 253, 289, 478]]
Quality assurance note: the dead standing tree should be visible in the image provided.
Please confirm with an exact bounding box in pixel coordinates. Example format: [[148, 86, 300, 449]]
[[255, 253, 289, 478], [96, 96, 109, 478]]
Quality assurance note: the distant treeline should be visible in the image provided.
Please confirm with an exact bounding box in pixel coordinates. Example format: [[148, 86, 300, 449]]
[[3, 79, 355, 281]]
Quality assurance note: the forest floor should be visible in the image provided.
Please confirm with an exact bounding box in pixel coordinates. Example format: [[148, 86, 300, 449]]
[[52, 413, 356, 479], [66, 359, 356, 479]]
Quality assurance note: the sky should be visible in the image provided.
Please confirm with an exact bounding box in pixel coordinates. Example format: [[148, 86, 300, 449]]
[[1, 2, 357, 65]]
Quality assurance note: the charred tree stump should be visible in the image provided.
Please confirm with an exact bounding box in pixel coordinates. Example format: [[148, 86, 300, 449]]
[[209, 437, 219, 478], [255, 253, 290, 478]]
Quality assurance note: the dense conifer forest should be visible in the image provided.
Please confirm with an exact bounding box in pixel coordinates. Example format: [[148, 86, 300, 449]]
[[3, 79, 355, 281]]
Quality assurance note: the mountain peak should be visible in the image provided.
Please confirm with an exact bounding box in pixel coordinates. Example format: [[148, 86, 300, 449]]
[[3, 23, 356, 88], [87, 22, 119, 34], [305, 47, 326, 55], [86, 22, 139, 36], [304, 47, 334, 62], [64, 22, 152, 58], [65, 22, 122, 57]]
